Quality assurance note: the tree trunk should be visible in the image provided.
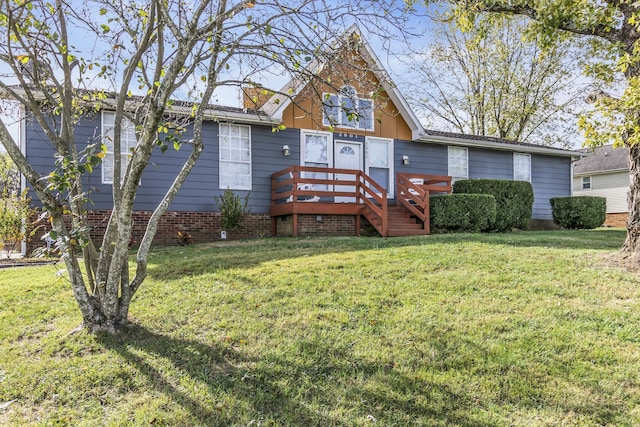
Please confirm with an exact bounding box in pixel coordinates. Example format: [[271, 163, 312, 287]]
[[623, 144, 640, 252]]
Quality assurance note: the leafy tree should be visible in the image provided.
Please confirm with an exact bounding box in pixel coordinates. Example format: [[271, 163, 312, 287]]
[[0, 189, 39, 258], [406, 14, 583, 146], [0, 153, 19, 196], [0, 0, 407, 333], [440, 0, 640, 253]]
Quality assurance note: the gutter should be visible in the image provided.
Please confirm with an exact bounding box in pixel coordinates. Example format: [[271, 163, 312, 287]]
[[573, 168, 628, 177], [416, 133, 581, 158]]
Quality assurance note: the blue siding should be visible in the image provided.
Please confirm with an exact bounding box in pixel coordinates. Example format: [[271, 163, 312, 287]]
[[468, 148, 512, 179], [394, 140, 448, 176], [531, 154, 571, 220], [25, 116, 572, 220], [393, 141, 572, 220], [25, 117, 300, 214]]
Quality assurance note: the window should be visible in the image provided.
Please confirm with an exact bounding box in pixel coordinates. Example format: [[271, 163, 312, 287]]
[[322, 85, 374, 131], [365, 137, 394, 197], [102, 111, 137, 184], [513, 153, 531, 182], [301, 130, 332, 190], [582, 176, 592, 190], [219, 123, 251, 190], [448, 146, 468, 182]]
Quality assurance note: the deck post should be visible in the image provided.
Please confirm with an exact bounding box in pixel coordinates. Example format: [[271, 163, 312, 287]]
[[292, 213, 298, 237], [355, 214, 361, 236], [271, 216, 277, 237]]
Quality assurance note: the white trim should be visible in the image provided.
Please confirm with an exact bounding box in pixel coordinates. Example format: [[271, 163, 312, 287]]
[[448, 146, 468, 181], [322, 87, 375, 132], [219, 123, 252, 190], [260, 25, 425, 139], [419, 133, 579, 158], [300, 129, 334, 168], [573, 168, 628, 177], [513, 152, 531, 182], [581, 176, 592, 190], [101, 111, 137, 185], [365, 136, 394, 198]]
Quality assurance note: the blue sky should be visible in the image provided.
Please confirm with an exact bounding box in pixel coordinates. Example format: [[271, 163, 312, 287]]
[[0, 2, 587, 150]]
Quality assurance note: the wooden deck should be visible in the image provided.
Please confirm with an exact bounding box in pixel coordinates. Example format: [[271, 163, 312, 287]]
[[270, 166, 451, 237]]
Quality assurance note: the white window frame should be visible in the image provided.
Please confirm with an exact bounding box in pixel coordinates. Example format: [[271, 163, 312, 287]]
[[219, 123, 252, 190], [365, 136, 394, 198], [102, 111, 137, 185], [582, 176, 592, 190], [448, 146, 468, 182], [513, 153, 531, 182], [322, 85, 374, 131], [300, 129, 333, 168]]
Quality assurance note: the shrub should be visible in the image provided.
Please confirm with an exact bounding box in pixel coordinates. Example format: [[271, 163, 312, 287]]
[[0, 189, 39, 258], [214, 189, 251, 234], [550, 196, 606, 229], [453, 179, 534, 231], [430, 194, 497, 233]]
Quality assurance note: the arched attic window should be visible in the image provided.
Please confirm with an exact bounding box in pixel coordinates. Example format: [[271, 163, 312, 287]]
[[322, 84, 374, 131]]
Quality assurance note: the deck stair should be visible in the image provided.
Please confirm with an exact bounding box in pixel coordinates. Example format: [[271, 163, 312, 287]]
[[386, 205, 424, 237], [270, 167, 451, 238]]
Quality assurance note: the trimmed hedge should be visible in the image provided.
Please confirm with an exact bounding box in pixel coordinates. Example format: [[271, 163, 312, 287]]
[[453, 179, 534, 231], [430, 194, 497, 233], [550, 196, 606, 229]]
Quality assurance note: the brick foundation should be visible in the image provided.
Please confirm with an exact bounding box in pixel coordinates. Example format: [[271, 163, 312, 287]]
[[28, 210, 272, 254], [273, 214, 380, 237], [604, 212, 627, 228]]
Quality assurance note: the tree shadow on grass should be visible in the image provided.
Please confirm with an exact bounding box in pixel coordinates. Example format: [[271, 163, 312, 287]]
[[95, 321, 629, 426], [96, 323, 499, 426]]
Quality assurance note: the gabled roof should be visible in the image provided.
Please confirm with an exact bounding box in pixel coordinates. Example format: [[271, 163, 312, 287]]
[[573, 144, 628, 175], [418, 129, 581, 158], [259, 25, 426, 140]]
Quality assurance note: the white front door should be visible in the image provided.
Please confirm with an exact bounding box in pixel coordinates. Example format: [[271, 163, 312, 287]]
[[334, 140, 363, 202]]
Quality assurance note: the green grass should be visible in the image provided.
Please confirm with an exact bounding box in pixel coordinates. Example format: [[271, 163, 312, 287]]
[[1, 229, 639, 426]]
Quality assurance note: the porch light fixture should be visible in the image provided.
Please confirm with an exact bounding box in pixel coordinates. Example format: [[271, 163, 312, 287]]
[[283, 145, 291, 157], [402, 155, 410, 166]]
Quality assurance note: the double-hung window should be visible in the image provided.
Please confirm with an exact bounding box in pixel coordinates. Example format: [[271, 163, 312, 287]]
[[102, 111, 137, 184], [448, 146, 468, 182], [513, 153, 531, 182], [219, 123, 252, 190], [322, 85, 374, 131], [582, 176, 592, 190]]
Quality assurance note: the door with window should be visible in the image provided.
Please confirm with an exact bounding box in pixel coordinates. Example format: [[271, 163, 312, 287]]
[[334, 140, 362, 202], [365, 137, 394, 198]]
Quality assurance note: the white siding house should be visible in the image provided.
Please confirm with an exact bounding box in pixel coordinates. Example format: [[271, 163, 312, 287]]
[[573, 145, 629, 226]]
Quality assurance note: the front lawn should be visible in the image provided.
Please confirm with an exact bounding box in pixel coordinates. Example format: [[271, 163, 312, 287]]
[[1, 229, 638, 426]]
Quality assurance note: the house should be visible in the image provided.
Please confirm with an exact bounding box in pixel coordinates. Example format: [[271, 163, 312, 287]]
[[573, 144, 629, 227], [20, 28, 580, 249]]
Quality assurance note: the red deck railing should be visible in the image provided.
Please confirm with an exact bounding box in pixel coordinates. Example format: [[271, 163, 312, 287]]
[[395, 173, 452, 235], [270, 166, 388, 237]]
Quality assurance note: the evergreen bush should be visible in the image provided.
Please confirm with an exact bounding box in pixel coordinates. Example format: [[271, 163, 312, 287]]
[[453, 179, 534, 231], [550, 196, 606, 229], [430, 194, 497, 232], [214, 189, 251, 234]]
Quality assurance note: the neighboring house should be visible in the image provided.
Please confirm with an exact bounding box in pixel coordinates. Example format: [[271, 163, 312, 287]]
[[20, 27, 580, 249], [573, 144, 629, 227]]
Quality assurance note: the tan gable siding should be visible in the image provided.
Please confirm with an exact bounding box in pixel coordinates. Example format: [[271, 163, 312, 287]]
[[277, 49, 413, 141]]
